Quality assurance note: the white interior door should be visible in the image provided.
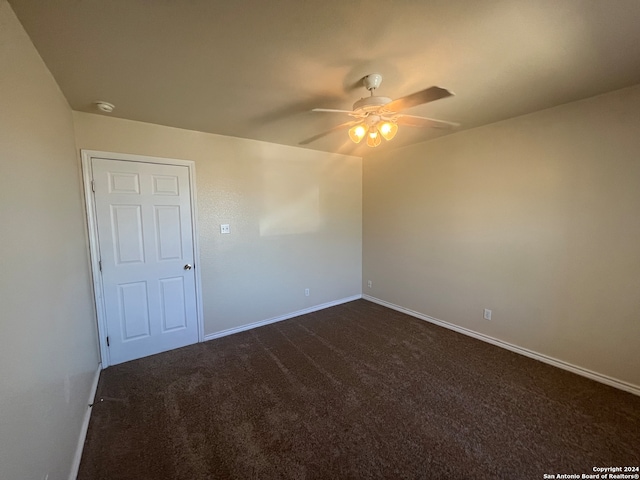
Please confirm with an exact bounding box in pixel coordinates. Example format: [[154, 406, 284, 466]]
[[92, 158, 199, 365]]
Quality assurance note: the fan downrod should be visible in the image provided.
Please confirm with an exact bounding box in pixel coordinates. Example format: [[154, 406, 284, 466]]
[[353, 74, 391, 112]]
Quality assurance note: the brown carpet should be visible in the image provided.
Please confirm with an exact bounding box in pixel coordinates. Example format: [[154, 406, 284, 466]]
[[78, 300, 640, 479]]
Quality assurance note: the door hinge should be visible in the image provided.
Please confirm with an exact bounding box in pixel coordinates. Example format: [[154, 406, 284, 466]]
[[91, 180, 95, 192], [106, 336, 110, 347], [98, 260, 102, 272]]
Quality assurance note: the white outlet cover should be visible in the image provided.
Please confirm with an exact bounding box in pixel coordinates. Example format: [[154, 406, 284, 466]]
[[483, 309, 492, 320], [220, 224, 230, 234]]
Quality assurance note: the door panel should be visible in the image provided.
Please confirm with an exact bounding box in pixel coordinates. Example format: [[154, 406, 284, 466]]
[[152, 174, 180, 195], [154, 205, 183, 260], [118, 281, 151, 339], [92, 158, 198, 365], [159, 277, 187, 331], [111, 205, 145, 264]]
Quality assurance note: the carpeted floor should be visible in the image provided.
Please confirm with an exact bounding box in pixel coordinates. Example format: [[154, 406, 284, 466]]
[[78, 300, 640, 479]]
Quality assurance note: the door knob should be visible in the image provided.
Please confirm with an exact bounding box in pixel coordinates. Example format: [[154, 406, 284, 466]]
[[184, 264, 192, 270]]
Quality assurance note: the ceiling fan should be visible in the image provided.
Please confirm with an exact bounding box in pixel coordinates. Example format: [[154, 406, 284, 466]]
[[300, 73, 459, 147]]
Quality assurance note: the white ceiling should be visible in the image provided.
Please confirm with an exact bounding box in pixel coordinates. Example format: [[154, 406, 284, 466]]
[[9, 0, 640, 155]]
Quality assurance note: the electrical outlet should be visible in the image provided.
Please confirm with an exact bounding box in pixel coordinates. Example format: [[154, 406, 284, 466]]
[[367, 280, 372, 288], [305, 288, 310, 297], [220, 224, 230, 234], [483, 309, 492, 320]]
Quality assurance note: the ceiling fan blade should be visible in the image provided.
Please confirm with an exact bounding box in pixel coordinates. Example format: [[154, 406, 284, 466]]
[[383, 86, 454, 113], [299, 121, 358, 145], [312, 108, 356, 114], [396, 114, 460, 129]]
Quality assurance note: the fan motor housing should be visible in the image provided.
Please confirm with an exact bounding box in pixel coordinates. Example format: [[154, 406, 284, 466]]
[[352, 96, 392, 113]]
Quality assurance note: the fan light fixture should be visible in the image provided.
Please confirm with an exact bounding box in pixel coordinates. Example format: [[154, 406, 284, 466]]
[[348, 119, 398, 147], [348, 124, 366, 143], [367, 127, 381, 147], [379, 121, 398, 140]]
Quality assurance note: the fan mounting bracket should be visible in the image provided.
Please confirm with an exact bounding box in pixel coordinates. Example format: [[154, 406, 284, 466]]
[[363, 73, 383, 91]]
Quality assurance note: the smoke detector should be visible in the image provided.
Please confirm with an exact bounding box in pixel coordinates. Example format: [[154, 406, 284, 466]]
[[95, 101, 115, 113]]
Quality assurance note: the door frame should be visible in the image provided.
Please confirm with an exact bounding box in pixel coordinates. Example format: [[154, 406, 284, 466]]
[[81, 150, 205, 368]]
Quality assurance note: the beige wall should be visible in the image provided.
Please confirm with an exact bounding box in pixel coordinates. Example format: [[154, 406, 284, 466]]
[[72, 112, 362, 335], [363, 84, 640, 388], [0, 2, 100, 479], [4, 0, 636, 476]]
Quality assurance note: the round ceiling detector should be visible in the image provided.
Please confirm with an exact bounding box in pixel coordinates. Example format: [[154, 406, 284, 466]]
[[95, 101, 115, 113]]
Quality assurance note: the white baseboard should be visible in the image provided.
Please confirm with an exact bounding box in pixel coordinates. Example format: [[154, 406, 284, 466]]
[[362, 295, 640, 397], [69, 363, 102, 480], [204, 295, 363, 342]]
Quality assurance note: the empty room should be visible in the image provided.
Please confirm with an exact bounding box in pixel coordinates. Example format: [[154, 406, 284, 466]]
[[1, 0, 639, 479]]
